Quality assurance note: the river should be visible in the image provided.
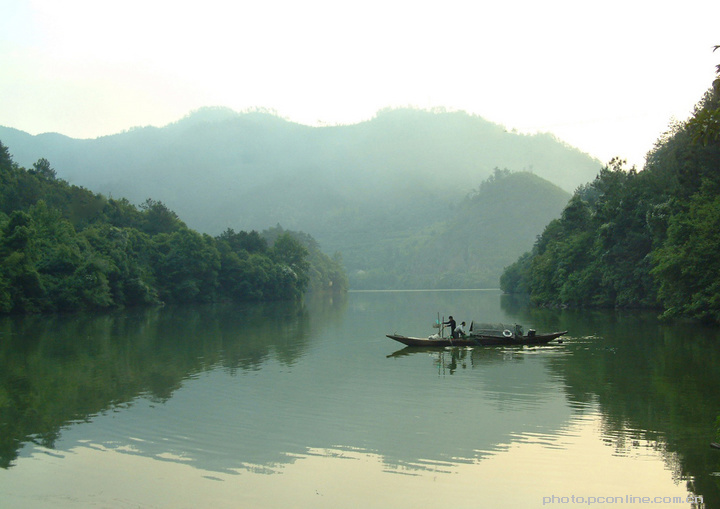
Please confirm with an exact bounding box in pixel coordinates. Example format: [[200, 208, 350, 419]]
[[0, 290, 717, 508]]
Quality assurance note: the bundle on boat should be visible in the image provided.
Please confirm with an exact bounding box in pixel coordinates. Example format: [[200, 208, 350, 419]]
[[468, 322, 527, 337]]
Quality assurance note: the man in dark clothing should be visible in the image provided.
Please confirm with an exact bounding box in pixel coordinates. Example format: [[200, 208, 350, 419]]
[[444, 316, 458, 339]]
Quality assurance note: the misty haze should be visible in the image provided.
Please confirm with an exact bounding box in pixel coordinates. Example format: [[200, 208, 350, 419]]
[[1, 10, 719, 504], [0, 107, 600, 289]]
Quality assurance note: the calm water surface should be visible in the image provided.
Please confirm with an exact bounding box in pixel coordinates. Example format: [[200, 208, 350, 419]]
[[0, 290, 718, 508]]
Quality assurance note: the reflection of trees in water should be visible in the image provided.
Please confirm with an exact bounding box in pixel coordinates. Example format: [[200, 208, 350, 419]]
[[3, 292, 719, 506], [498, 301, 720, 507], [0, 295, 347, 468]]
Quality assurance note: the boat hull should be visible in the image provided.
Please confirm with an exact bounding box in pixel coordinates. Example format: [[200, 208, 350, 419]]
[[386, 331, 567, 347]]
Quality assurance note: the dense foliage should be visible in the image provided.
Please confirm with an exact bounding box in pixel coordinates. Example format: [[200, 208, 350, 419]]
[[0, 108, 600, 290], [501, 67, 720, 323], [0, 143, 347, 313]]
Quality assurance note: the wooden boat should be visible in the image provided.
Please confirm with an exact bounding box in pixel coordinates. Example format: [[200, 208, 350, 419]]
[[386, 330, 567, 347]]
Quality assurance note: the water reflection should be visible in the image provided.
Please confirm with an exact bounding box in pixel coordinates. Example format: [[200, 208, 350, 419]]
[[0, 290, 718, 508], [1, 410, 694, 509], [537, 311, 720, 507], [0, 296, 346, 468]]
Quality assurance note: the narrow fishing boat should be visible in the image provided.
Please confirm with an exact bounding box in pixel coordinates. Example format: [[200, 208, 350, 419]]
[[386, 330, 566, 347], [386, 320, 567, 347]]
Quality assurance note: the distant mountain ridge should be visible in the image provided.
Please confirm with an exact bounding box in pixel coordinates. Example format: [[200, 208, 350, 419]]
[[345, 169, 572, 289], [0, 107, 598, 288]]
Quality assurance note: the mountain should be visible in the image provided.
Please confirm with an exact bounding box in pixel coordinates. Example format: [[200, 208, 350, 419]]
[[0, 107, 598, 288], [348, 169, 572, 289]]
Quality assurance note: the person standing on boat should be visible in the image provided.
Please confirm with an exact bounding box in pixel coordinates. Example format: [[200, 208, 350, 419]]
[[444, 316, 458, 339]]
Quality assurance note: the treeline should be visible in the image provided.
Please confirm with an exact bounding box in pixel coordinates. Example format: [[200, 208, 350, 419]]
[[0, 107, 601, 291], [501, 64, 720, 323], [0, 142, 347, 314]]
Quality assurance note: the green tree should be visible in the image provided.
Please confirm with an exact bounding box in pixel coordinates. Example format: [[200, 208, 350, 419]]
[[29, 158, 57, 180], [271, 232, 310, 297], [648, 55, 720, 322], [0, 141, 13, 172], [502, 56, 720, 321], [102, 198, 145, 230], [652, 184, 720, 322], [152, 229, 221, 303], [505, 159, 658, 309], [139, 199, 185, 235], [217, 228, 267, 254], [500, 251, 532, 294], [0, 143, 347, 313], [0, 210, 45, 312], [686, 46, 720, 145], [80, 224, 159, 307]]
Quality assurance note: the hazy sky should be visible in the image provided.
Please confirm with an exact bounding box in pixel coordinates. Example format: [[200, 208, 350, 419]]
[[2, 0, 718, 168]]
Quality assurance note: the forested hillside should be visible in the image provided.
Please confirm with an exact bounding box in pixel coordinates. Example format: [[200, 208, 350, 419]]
[[0, 143, 347, 314], [501, 65, 720, 323], [0, 108, 598, 289], [347, 169, 571, 289]]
